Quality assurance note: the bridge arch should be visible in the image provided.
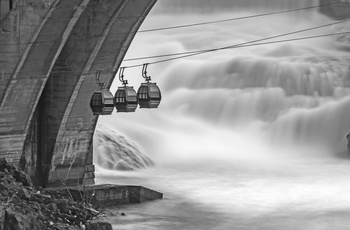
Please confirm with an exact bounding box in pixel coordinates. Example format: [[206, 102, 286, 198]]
[[0, 0, 157, 186]]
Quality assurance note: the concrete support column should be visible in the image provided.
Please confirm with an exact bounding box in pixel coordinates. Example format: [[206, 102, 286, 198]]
[[47, 0, 157, 187]]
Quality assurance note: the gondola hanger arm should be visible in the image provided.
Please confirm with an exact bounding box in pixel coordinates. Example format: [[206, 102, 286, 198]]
[[95, 69, 104, 89], [119, 67, 128, 86], [142, 63, 151, 82]]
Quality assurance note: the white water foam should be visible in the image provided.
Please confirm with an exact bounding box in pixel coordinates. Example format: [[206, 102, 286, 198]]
[[96, 1, 350, 229]]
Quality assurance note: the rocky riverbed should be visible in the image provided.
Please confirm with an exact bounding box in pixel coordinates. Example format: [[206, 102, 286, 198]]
[[0, 158, 112, 230]]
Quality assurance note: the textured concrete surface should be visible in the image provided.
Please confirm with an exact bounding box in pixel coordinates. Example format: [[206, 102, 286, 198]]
[[0, 0, 157, 187], [53, 184, 164, 206]]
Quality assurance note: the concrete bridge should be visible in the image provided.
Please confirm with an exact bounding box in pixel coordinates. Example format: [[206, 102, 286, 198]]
[[0, 0, 157, 187], [0, 0, 348, 188]]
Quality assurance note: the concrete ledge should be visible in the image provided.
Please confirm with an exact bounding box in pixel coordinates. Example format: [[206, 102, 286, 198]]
[[48, 184, 163, 207]]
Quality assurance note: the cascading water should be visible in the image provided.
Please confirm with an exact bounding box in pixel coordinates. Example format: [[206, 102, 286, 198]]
[[93, 125, 154, 171], [95, 1, 350, 229]]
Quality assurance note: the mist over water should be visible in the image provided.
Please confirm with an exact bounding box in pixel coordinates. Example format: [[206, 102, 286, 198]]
[[96, 1, 350, 229]]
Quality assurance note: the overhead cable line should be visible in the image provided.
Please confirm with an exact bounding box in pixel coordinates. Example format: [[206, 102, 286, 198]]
[[1, 17, 350, 76], [122, 31, 350, 68], [0, 2, 343, 47], [224, 31, 350, 49], [1, 30, 349, 77], [0, 30, 349, 77], [138, 2, 345, 33], [122, 18, 350, 67]]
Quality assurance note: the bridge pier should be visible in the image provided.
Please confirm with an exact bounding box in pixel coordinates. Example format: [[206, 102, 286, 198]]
[[0, 0, 157, 187]]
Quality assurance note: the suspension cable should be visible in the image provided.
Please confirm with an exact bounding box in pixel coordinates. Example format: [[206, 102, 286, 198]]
[[1, 30, 350, 76], [121, 19, 350, 68], [0, 2, 344, 47], [138, 2, 346, 33]]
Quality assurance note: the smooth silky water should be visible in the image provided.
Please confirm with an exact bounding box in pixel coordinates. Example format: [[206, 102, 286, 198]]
[[96, 1, 350, 229]]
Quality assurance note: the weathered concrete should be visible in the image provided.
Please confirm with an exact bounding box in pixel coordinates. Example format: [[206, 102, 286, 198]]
[[50, 184, 163, 206], [320, 0, 350, 20], [0, 0, 157, 187]]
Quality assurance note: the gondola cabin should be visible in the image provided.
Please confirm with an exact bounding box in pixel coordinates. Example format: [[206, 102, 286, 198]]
[[114, 86, 138, 112], [90, 90, 114, 115], [137, 82, 161, 108]]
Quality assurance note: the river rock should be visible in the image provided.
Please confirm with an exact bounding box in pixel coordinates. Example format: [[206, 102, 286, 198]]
[[16, 187, 31, 200], [13, 170, 33, 187], [4, 208, 32, 230], [0, 158, 33, 187]]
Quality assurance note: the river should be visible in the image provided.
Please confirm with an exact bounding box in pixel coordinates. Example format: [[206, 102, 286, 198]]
[[96, 1, 350, 229]]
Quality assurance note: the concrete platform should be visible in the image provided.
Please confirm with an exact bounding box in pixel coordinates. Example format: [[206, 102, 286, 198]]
[[52, 184, 163, 207]]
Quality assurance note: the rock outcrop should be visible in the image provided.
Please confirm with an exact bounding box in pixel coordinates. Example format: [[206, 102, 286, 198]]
[[0, 158, 111, 230], [347, 133, 350, 153]]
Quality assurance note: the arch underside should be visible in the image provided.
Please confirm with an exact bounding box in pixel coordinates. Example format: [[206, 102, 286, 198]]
[[0, 0, 157, 186]]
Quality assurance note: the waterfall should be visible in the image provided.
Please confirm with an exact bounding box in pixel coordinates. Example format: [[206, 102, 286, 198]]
[[98, 2, 350, 230], [93, 125, 154, 171], [97, 0, 350, 170]]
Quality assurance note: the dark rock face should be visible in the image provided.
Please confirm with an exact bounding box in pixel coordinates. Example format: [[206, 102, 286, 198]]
[[0, 158, 112, 230], [0, 158, 32, 187], [347, 133, 350, 153], [94, 125, 154, 171]]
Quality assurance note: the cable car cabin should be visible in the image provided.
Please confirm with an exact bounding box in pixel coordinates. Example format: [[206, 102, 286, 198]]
[[114, 86, 138, 112], [90, 90, 114, 115], [137, 82, 161, 108]]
